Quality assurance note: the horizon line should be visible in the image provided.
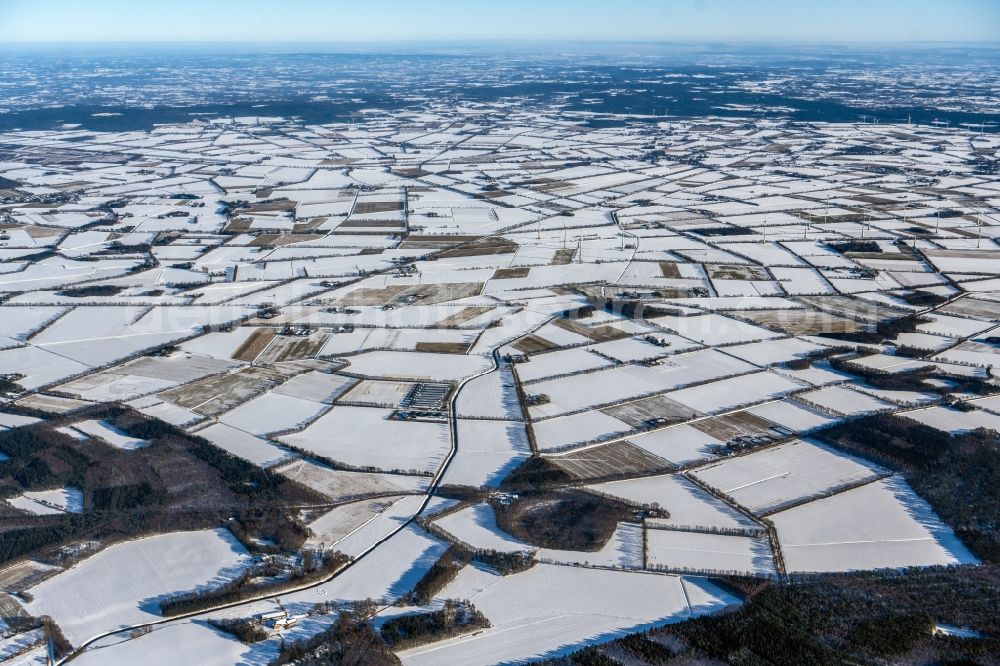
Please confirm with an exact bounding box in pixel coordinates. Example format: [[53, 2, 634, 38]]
[[1, 38, 999, 46], [0, 37, 1000, 49]]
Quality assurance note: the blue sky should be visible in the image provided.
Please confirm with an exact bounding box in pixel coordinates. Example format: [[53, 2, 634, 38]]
[[0, 0, 997, 43]]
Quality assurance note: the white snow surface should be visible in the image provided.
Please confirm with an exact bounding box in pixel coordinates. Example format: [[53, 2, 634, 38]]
[[26, 529, 252, 645]]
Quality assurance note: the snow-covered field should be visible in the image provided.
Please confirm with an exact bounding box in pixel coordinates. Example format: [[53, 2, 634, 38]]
[[274, 458, 429, 501], [6, 485, 83, 515], [399, 564, 737, 665], [797, 385, 894, 416], [655, 313, 783, 345], [533, 410, 632, 451], [771, 477, 978, 573], [645, 529, 776, 576], [692, 440, 884, 514], [217, 390, 328, 436], [666, 371, 802, 414], [328, 494, 427, 558], [444, 419, 531, 488], [71, 621, 253, 666], [902, 405, 1000, 433], [587, 475, 757, 531], [197, 422, 293, 467], [281, 405, 449, 473], [526, 348, 756, 417], [627, 423, 723, 464], [342, 350, 492, 381], [431, 503, 532, 553], [306, 495, 404, 548], [0, 411, 42, 430], [26, 530, 252, 645], [71, 419, 149, 449], [453, 365, 523, 419]]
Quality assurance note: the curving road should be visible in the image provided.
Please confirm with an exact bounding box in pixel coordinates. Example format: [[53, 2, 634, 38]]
[[57, 347, 503, 664]]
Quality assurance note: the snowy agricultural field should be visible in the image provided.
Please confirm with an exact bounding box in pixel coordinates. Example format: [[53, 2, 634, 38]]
[[745, 399, 838, 433], [431, 503, 532, 553], [0, 344, 90, 390], [797, 385, 894, 416], [532, 410, 632, 451], [71, 620, 254, 666], [0, 306, 66, 349], [339, 378, 413, 407], [444, 419, 531, 488], [645, 529, 776, 576], [664, 370, 803, 415], [902, 405, 1000, 433], [514, 347, 614, 383], [54, 370, 177, 402], [399, 564, 737, 666], [271, 370, 357, 403], [654, 313, 783, 345], [315, 495, 426, 558], [691, 439, 885, 514], [625, 423, 724, 465], [727, 336, 828, 367], [276, 523, 451, 620], [587, 333, 699, 362], [6, 485, 84, 515], [274, 458, 429, 502], [73, 525, 452, 666], [280, 405, 449, 474], [771, 477, 978, 573], [453, 364, 523, 419], [0, 411, 42, 430], [916, 312, 994, 338], [216, 390, 328, 436], [71, 419, 148, 449], [587, 475, 757, 531], [26, 529, 252, 645], [177, 327, 259, 360], [526, 348, 757, 417], [342, 350, 492, 381], [28, 305, 250, 368], [536, 522, 645, 569], [305, 495, 405, 548], [196, 422, 293, 467], [126, 394, 202, 427]]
